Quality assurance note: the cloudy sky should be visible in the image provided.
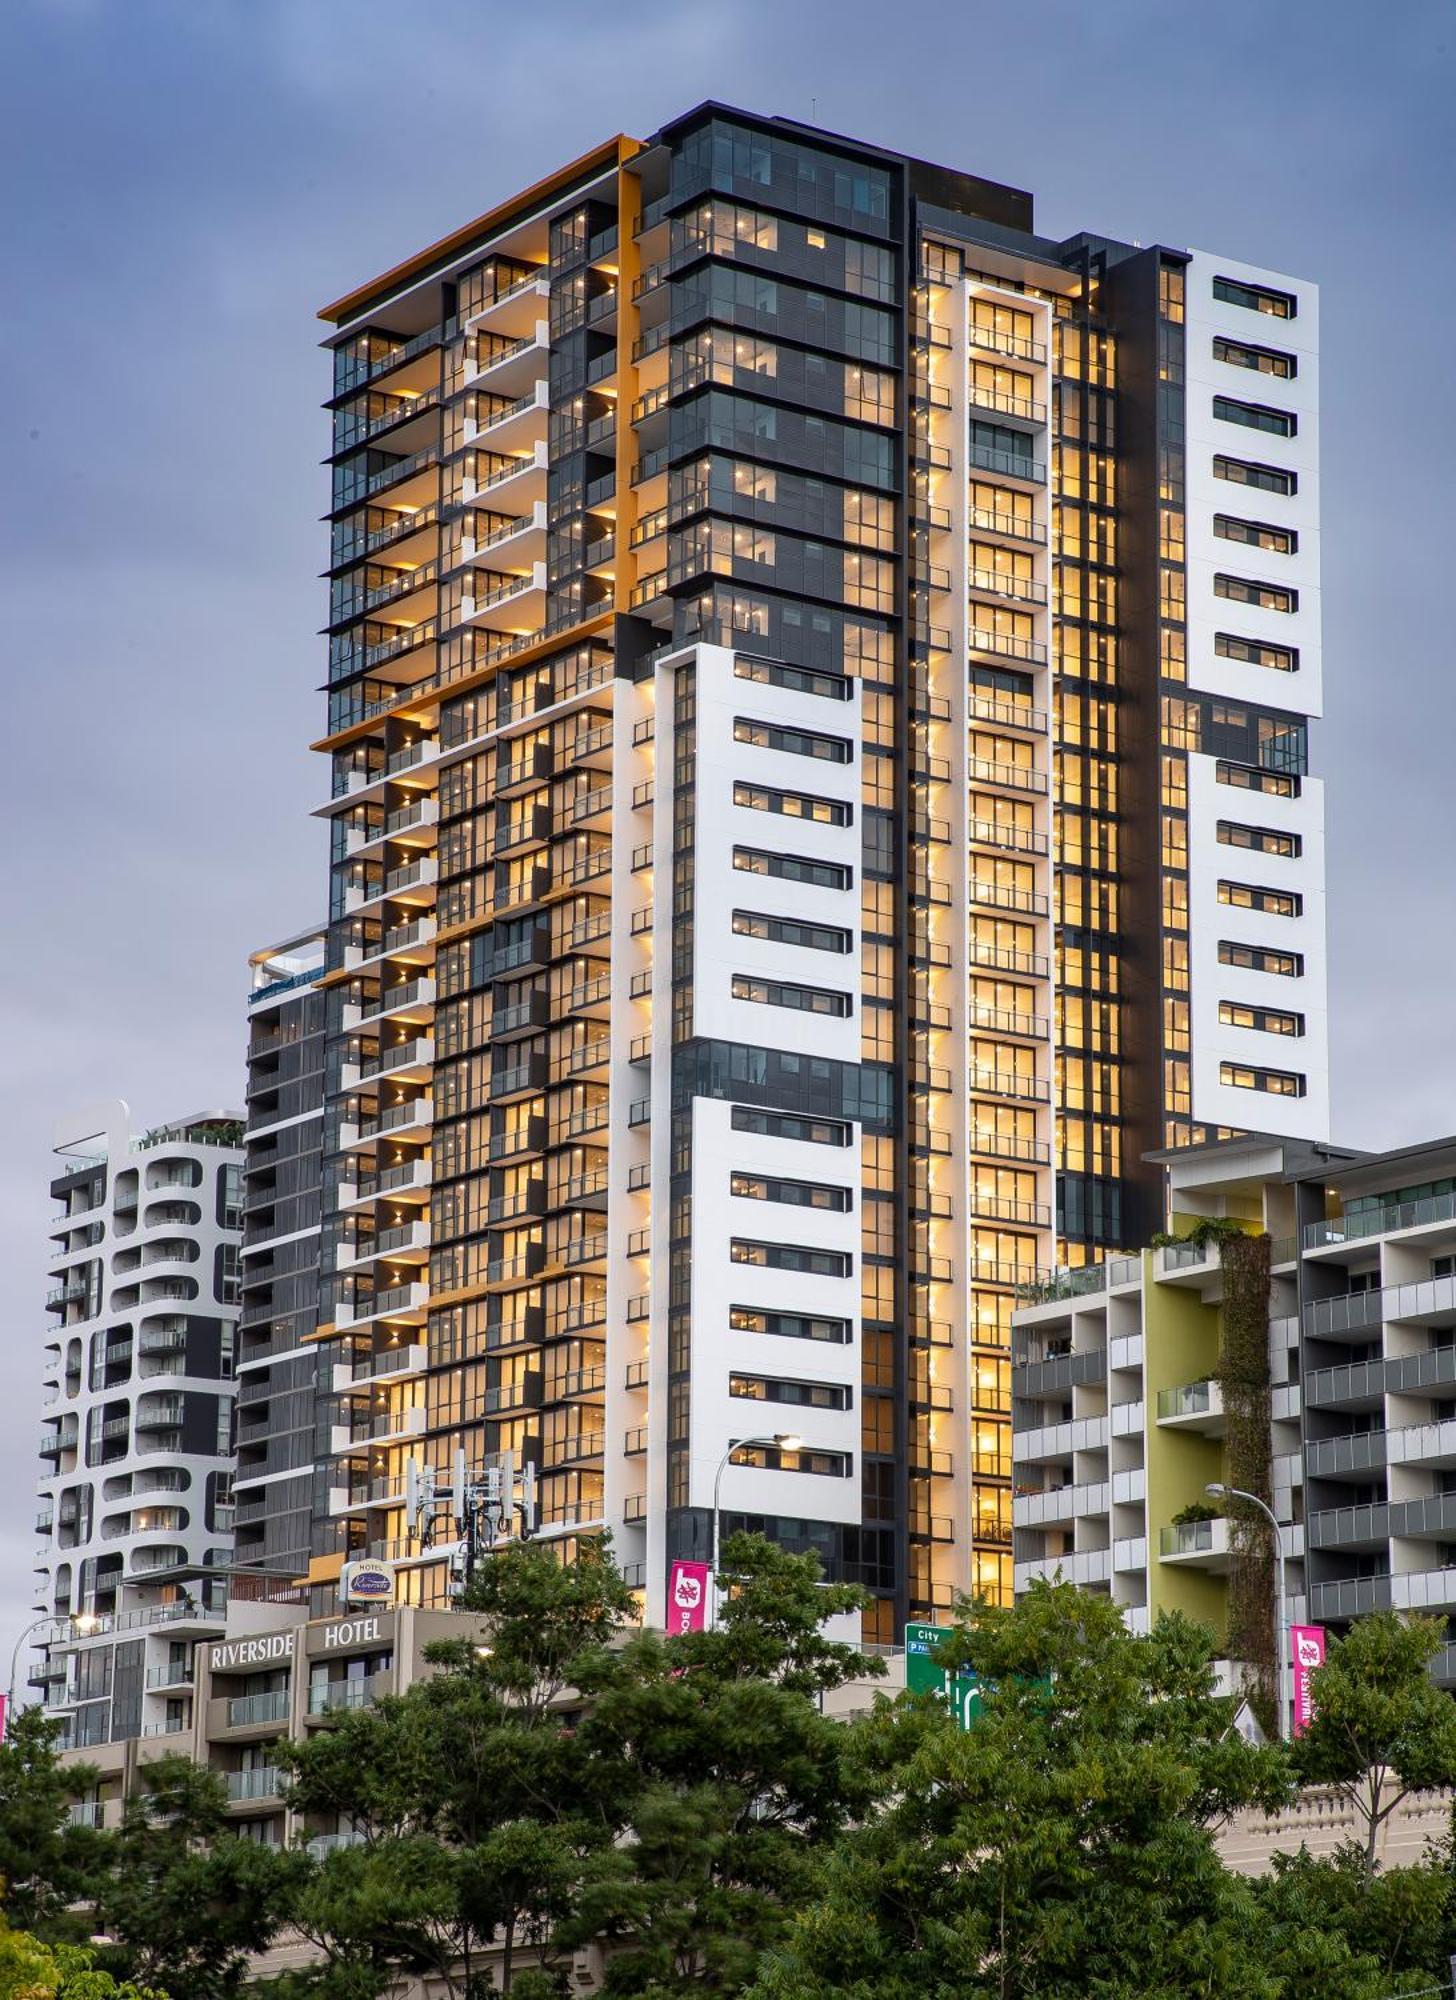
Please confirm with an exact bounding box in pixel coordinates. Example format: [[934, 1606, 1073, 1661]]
[[4, 0, 1453, 1660]]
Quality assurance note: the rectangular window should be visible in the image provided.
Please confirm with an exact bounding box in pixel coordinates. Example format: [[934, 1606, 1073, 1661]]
[[1214, 514, 1297, 556], [732, 909, 851, 954], [1213, 335, 1296, 378], [729, 1304, 851, 1342], [1213, 454, 1296, 497], [734, 657, 851, 701], [731, 972, 852, 1017], [730, 1106, 851, 1147], [1219, 879, 1302, 918], [1219, 999, 1305, 1037], [729, 1373, 851, 1410], [1215, 573, 1298, 614], [1216, 631, 1298, 672], [1219, 939, 1304, 977], [732, 845, 852, 890], [733, 780, 851, 826], [730, 1171, 852, 1212], [733, 716, 852, 763], [1213, 275, 1296, 319], [1216, 760, 1299, 798], [1220, 1059, 1306, 1097], [1213, 394, 1296, 439], [730, 1239, 852, 1277], [1217, 819, 1302, 858]]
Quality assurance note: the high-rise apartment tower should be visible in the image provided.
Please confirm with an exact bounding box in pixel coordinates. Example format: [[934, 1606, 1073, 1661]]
[[297, 103, 1328, 1638], [34, 1102, 242, 1746]]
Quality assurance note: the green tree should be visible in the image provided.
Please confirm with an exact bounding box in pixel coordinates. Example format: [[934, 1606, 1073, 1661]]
[[749, 1581, 1297, 2000], [1253, 1845, 1452, 1997], [558, 1532, 883, 1997], [89, 1756, 297, 2000], [0, 1709, 108, 1942], [1291, 1611, 1456, 1872], [0, 1915, 162, 2000], [282, 1537, 639, 1999]]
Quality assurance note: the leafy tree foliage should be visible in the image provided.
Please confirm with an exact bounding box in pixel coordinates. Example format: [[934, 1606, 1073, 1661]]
[[0, 1709, 106, 1942], [88, 1755, 299, 2000], [1291, 1610, 1456, 1871], [12, 1563, 1456, 1998], [0, 1915, 161, 2000]]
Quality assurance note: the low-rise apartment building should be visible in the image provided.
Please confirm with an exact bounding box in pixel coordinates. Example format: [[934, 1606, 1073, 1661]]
[[1012, 1131, 1456, 1687]]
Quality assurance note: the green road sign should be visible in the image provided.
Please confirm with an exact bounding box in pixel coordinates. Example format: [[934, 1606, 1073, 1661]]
[[905, 1621, 983, 1729]]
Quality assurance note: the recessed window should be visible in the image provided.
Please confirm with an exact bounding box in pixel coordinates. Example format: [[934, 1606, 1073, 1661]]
[[730, 1106, 851, 1147], [1219, 939, 1304, 977], [730, 1372, 850, 1410], [1214, 514, 1297, 556], [1220, 1059, 1306, 1097], [1216, 631, 1298, 672], [1213, 275, 1296, 319], [1214, 395, 1297, 439], [732, 909, 851, 953], [733, 716, 852, 763], [1219, 879, 1302, 918], [1215, 574, 1298, 614], [733, 845, 852, 890], [1216, 761, 1299, 798], [1217, 819, 1302, 858], [729, 1305, 851, 1342], [1213, 335, 1296, 379], [730, 1239, 852, 1277], [731, 973, 852, 1017], [734, 657, 850, 701], [733, 780, 851, 826], [729, 1440, 851, 1476], [1219, 999, 1305, 1037], [1213, 454, 1296, 497], [730, 1171, 852, 1212]]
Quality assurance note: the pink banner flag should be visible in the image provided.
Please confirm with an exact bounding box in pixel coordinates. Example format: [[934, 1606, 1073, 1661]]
[[667, 1559, 710, 1635], [1291, 1623, 1326, 1735]]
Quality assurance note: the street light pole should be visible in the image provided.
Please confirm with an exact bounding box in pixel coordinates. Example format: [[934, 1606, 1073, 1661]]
[[6, 1615, 68, 1736], [1208, 1481, 1288, 1742], [710, 1433, 802, 1629]]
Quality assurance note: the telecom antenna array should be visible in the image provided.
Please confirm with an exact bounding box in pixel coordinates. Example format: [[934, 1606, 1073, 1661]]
[[403, 1449, 538, 1594]]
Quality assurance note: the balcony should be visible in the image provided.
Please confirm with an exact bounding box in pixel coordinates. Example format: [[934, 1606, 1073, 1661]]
[[1305, 1187, 1456, 1251], [307, 1677, 379, 1718], [1155, 1379, 1226, 1436], [463, 271, 550, 336], [465, 382, 549, 455], [967, 442, 1045, 486], [1308, 1491, 1456, 1551], [225, 1767, 282, 1804], [1157, 1517, 1231, 1570], [225, 1689, 291, 1730]]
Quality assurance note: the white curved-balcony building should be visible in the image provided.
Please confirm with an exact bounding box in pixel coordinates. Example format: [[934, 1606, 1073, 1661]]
[[34, 1100, 243, 1749]]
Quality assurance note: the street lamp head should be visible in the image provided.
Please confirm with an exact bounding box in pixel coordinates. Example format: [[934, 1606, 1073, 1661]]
[[774, 1433, 802, 1452], [72, 1612, 101, 1635], [1205, 1483, 1228, 1500]]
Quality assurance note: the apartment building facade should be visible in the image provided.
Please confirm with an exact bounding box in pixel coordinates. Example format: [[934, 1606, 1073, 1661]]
[[1299, 1135, 1456, 1676], [268, 100, 1331, 1642], [34, 1103, 243, 1747], [1012, 1133, 1456, 1691], [234, 933, 329, 1585]]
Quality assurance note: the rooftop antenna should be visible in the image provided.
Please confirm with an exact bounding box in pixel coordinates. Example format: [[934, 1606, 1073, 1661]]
[[811, 97, 817, 123]]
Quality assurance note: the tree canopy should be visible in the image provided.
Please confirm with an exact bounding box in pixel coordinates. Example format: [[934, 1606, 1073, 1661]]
[[6, 1552, 1456, 1998]]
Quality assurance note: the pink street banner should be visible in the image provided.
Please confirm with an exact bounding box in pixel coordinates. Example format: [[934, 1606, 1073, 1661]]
[[0, 1692, 7, 1745], [1291, 1623, 1327, 1735], [667, 1560, 711, 1635]]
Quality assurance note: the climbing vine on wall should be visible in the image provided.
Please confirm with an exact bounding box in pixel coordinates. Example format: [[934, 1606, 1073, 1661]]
[[1218, 1230, 1275, 1732]]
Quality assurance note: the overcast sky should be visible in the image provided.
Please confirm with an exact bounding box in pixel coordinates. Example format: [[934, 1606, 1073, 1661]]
[[3, 0, 1453, 1665]]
